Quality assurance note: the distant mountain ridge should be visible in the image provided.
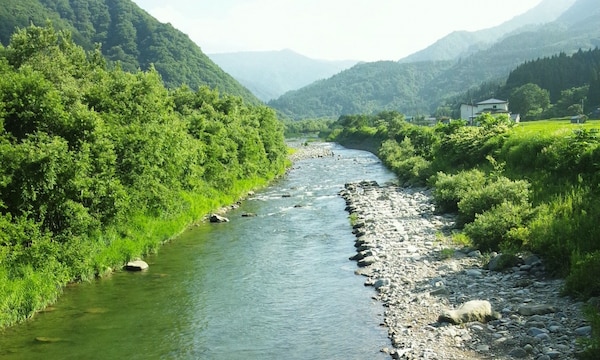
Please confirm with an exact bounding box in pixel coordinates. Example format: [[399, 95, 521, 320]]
[[0, 0, 260, 104], [209, 49, 357, 102], [268, 0, 600, 120], [399, 0, 577, 63]]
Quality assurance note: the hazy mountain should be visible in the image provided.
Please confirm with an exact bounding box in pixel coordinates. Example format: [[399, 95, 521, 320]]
[[209, 49, 357, 102], [269, 0, 600, 120], [0, 0, 260, 104], [399, 0, 576, 63]]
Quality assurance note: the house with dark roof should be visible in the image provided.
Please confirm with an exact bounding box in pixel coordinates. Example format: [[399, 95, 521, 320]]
[[460, 98, 517, 124]]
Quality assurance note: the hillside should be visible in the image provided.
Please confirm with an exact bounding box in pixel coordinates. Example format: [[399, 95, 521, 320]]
[[209, 49, 357, 102], [269, 0, 600, 120], [269, 61, 454, 120], [0, 0, 260, 104]]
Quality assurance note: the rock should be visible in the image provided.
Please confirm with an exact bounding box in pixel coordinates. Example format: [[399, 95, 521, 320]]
[[575, 326, 592, 336], [209, 214, 229, 223], [430, 287, 450, 296], [486, 253, 521, 271], [241, 212, 257, 217], [508, 347, 528, 358], [438, 300, 501, 325], [124, 260, 148, 271], [518, 304, 557, 316], [468, 250, 482, 258], [374, 278, 391, 290], [357, 256, 377, 267], [527, 327, 547, 336]]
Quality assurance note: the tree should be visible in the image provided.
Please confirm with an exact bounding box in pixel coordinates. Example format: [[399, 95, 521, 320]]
[[509, 83, 550, 120], [553, 86, 589, 117]]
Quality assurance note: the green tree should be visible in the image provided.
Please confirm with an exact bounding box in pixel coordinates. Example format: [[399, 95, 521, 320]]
[[509, 83, 550, 120], [553, 86, 589, 117]]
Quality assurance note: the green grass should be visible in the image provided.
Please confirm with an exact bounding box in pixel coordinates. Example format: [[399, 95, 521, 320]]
[[515, 119, 600, 135]]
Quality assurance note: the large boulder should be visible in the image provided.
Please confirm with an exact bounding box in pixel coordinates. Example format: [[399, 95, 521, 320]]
[[209, 214, 229, 223], [438, 300, 501, 325], [124, 260, 149, 271]]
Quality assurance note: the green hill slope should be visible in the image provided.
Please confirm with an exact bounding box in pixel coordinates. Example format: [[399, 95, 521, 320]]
[[0, 0, 260, 104], [269, 0, 600, 120]]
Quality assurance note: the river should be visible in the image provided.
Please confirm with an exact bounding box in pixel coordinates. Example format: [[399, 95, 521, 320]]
[[0, 143, 397, 360]]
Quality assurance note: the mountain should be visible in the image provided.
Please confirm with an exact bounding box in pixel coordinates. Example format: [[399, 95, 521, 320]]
[[400, 0, 577, 63], [208, 49, 357, 102], [269, 0, 600, 120], [0, 0, 260, 104], [268, 61, 454, 120]]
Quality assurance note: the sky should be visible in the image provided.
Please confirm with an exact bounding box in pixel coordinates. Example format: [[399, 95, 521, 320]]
[[132, 0, 544, 62]]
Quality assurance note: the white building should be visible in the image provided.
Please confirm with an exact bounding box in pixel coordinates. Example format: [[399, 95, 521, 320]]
[[460, 98, 513, 124]]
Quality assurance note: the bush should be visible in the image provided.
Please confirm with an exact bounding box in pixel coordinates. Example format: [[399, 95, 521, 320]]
[[431, 169, 487, 213], [458, 176, 530, 226], [463, 201, 533, 251], [379, 138, 432, 185], [563, 251, 600, 299], [528, 185, 600, 275]]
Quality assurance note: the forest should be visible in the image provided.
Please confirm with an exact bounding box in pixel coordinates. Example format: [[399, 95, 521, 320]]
[[0, 24, 288, 328], [0, 0, 260, 104]]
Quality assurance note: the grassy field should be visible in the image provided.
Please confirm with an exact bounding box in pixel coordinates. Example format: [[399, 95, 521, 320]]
[[515, 119, 600, 134]]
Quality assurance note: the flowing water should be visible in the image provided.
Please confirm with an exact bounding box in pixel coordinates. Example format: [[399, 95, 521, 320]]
[[0, 143, 397, 360]]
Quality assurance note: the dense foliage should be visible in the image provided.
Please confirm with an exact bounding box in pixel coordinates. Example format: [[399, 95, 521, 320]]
[[0, 24, 287, 328], [268, 61, 454, 120], [0, 0, 260, 104], [504, 49, 600, 104]]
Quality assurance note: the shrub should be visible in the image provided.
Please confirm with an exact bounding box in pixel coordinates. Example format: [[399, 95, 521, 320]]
[[463, 201, 533, 251], [563, 251, 600, 299], [431, 169, 487, 213], [458, 176, 530, 226], [528, 185, 600, 275], [379, 138, 432, 185]]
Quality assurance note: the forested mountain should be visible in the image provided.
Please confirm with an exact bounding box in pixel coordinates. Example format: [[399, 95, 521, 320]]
[[269, 0, 600, 120], [503, 48, 600, 103], [0, 0, 260, 104], [209, 49, 357, 102], [269, 61, 454, 119], [400, 0, 576, 63]]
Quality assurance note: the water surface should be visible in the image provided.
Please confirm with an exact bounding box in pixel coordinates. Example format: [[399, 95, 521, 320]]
[[0, 143, 396, 359]]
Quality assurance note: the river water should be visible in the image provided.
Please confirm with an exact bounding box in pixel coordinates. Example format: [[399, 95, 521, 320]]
[[0, 143, 397, 360]]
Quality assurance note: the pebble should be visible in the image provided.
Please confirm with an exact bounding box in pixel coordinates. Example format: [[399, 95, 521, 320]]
[[340, 181, 590, 359]]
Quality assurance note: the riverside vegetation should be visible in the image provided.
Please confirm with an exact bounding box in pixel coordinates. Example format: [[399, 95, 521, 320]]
[[329, 111, 600, 357], [0, 24, 288, 328]]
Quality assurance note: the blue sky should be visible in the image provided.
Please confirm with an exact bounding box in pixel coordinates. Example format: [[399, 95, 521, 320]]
[[133, 0, 545, 61]]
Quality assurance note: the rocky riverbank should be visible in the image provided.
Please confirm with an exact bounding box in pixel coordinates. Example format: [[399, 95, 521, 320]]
[[340, 180, 592, 360], [288, 141, 334, 162]]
